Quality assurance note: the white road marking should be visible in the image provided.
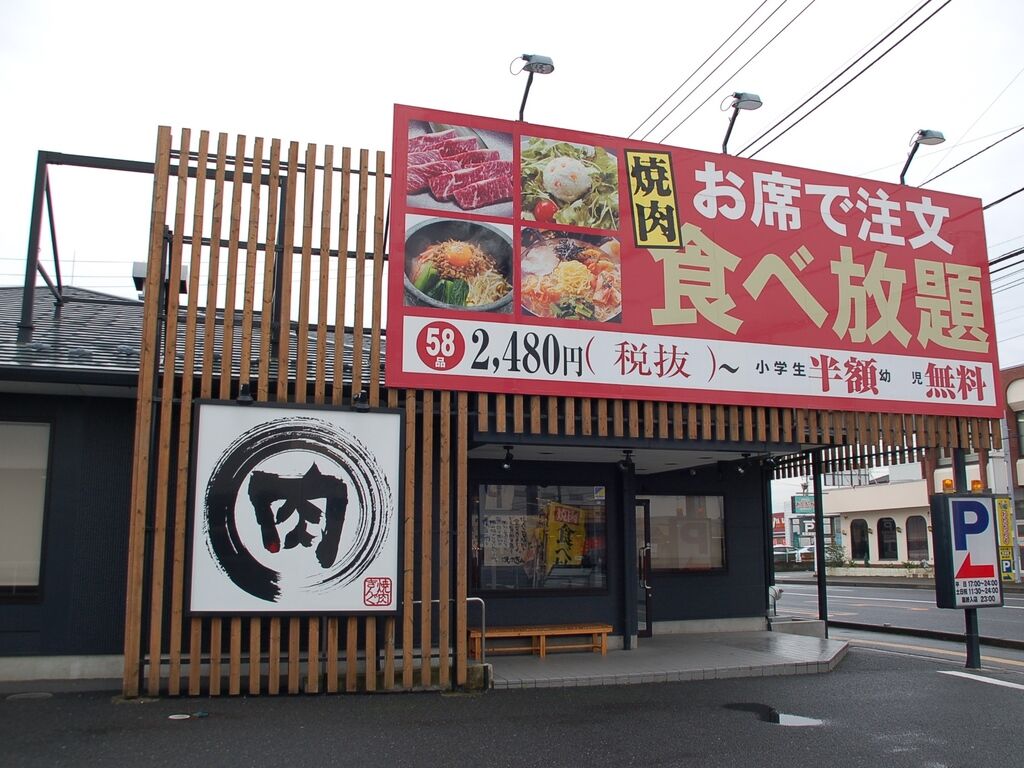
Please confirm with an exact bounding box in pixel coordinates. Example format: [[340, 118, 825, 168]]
[[783, 590, 934, 605], [784, 588, 1024, 609], [938, 670, 1024, 691]]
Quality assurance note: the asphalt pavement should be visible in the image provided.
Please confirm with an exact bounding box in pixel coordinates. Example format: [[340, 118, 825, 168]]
[[5, 646, 1024, 768]]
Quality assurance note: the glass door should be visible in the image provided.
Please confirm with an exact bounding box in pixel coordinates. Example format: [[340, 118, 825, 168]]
[[636, 499, 652, 638]]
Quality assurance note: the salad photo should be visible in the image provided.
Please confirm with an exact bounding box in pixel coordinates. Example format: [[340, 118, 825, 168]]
[[520, 229, 622, 323], [520, 137, 620, 231]]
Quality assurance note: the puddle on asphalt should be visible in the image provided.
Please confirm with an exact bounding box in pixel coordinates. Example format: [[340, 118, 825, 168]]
[[724, 702, 823, 726]]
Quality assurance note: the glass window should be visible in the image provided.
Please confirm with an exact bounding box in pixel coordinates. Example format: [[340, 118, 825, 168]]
[[906, 515, 929, 561], [642, 495, 725, 571], [878, 517, 898, 560], [472, 484, 606, 592], [850, 519, 869, 560], [0, 422, 50, 594]]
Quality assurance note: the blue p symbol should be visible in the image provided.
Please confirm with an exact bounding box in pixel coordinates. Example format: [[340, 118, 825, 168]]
[[952, 500, 989, 550]]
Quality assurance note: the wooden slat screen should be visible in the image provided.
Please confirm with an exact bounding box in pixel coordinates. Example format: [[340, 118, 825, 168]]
[[125, 127, 1000, 697]]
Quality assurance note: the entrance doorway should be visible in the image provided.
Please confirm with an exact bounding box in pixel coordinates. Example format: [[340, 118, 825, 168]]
[[636, 499, 653, 638]]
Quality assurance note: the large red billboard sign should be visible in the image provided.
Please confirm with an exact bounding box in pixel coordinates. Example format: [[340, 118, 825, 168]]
[[386, 105, 1001, 417]]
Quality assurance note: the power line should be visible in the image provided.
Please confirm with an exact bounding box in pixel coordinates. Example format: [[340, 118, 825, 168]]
[[989, 247, 1024, 270], [983, 185, 1024, 210], [639, 0, 793, 142], [919, 61, 1024, 180], [628, 0, 771, 139], [737, 0, 933, 156], [660, 0, 819, 143], [745, 0, 952, 159], [920, 125, 1024, 186]]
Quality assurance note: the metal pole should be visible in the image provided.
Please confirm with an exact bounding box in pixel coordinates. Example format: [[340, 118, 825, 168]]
[[1000, 418, 1024, 583], [722, 107, 740, 154], [518, 71, 535, 122], [812, 449, 828, 636], [17, 152, 50, 342], [952, 447, 981, 668]]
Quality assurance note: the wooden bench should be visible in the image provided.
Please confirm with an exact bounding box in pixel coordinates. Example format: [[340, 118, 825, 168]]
[[468, 623, 612, 660]]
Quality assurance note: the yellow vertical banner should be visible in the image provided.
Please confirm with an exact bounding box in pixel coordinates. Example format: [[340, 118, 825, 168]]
[[544, 502, 587, 571], [624, 150, 680, 247], [995, 496, 1015, 583]]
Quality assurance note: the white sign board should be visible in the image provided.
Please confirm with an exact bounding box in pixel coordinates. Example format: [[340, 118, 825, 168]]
[[933, 495, 1003, 609], [189, 402, 401, 614]]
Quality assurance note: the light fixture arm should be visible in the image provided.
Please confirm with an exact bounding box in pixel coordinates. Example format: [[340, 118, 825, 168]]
[[722, 105, 740, 155], [899, 140, 921, 185], [518, 70, 535, 122]]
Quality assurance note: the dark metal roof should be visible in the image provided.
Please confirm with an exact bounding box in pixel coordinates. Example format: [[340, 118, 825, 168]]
[[0, 286, 381, 387]]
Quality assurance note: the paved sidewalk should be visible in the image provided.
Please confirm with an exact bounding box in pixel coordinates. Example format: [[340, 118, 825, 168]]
[[488, 630, 847, 689]]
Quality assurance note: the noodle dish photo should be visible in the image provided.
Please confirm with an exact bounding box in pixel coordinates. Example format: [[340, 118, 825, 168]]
[[520, 229, 622, 323]]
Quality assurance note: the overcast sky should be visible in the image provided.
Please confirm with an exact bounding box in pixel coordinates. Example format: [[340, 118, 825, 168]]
[[2, 0, 1023, 370]]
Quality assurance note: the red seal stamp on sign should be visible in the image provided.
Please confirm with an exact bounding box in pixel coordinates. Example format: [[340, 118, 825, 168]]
[[363, 577, 393, 607]]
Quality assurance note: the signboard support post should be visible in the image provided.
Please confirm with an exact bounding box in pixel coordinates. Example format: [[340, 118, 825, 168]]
[[812, 449, 828, 637], [953, 448, 981, 669]]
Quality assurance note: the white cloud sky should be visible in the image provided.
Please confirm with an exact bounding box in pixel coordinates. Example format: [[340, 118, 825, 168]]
[[2, 0, 1023, 361]]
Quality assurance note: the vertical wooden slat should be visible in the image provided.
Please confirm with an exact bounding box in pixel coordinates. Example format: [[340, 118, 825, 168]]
[[687, 404, 698, 440], [715, 405, 725, 442], [438, 392, 451, 687], [326, 618, 339, 693], [229, 618, 242, 695], [756, 407, 767, 442], [288, 618, 301, 694], [420, 390, 435, 688], [530, 395, 542, 433], [565, 397, 577, 436], [268, 618, 281, 695], [384, 617, 396, 690], [770, 408, 780, 443], [144, 128, 191, 697], [239, 136, 263, 388], [294, 142, 317, 406], [249, 613, 262, 696], [351, 149, 370, 398], [403, 391, 416, 689], [345, 617, 357, 692], [629, 400, 640, 438], [701, 404, 712, 440], [314, 145, 334, 404], [123, 126, 172, 699], [332, 147, 352, 406], [496, 393, 507, 432], [643, 401, 654, 439], [257, 139, 281, 403], [582, 399, 593, 436], [598, 400, 609, 437], [217, 133, 246, 402], [477, 393, 489, 432], [275, 141, 299, 400], [365, 617, 377, 692], [456, 391, 468, 687], [547, 397, 558, 435], [209, 620, 222, 696], [307, 617, 320, 694], [514, 395, 524, 432], [742, 407, 753, 444], [613, 400, 624, 437], [659, 402, 669, 439], [672, 403, 683, 440], [369, 151, 387, 404], [236, 137, 262, 696], [782, 409, 792, 444], [169, 131, 210, 697]]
